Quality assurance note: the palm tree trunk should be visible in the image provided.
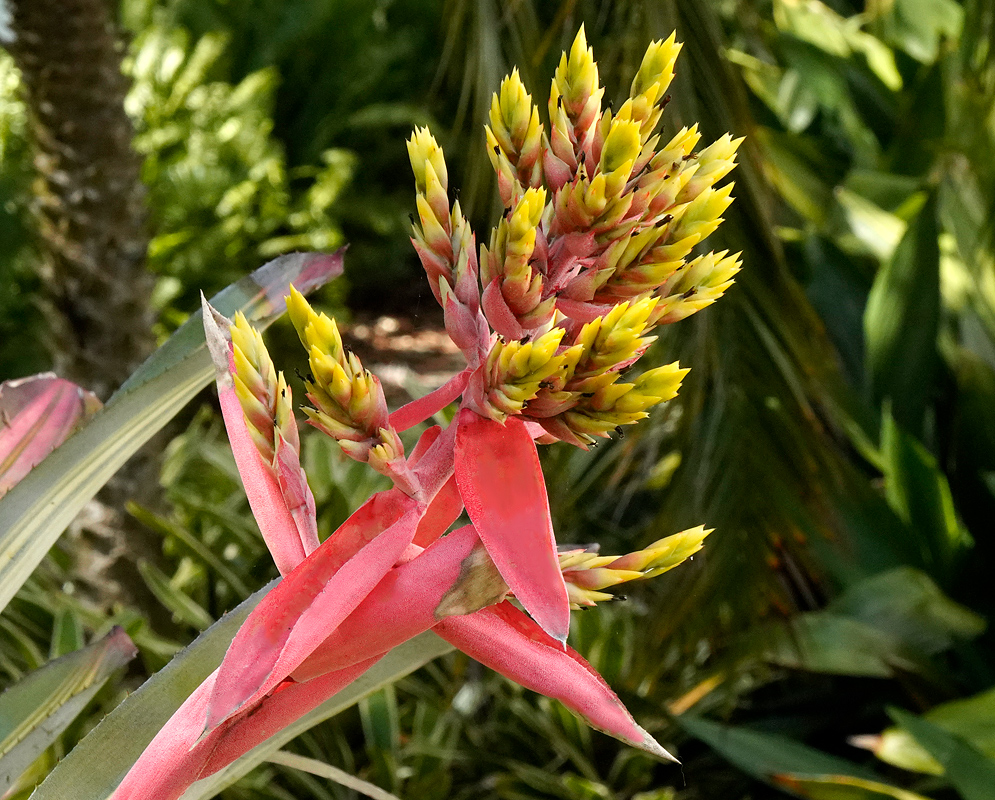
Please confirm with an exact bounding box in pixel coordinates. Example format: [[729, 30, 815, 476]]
[[4, 0, 176, 626], [7, 0, 153, 401]]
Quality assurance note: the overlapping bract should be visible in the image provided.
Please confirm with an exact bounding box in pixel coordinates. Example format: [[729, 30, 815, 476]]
[[112, 28, 738, 800]]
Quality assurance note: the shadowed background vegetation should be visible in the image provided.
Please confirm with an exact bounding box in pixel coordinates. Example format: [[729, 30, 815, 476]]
[[1, 0, 995, 798]]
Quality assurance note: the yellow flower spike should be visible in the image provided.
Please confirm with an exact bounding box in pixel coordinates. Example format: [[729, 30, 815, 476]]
[[228, 312, 298, 467], [627, 363, 688, 403], [548, 25, 605, 168], [652, 250, 743, 325], [678, 134, 743, 203], [607, 526, 710, 574], [286, 286, 405, 474], [632, 34, 681, 100], [557, 25, 600, 113], [487, 69, 544, 205], [618, 34, 681, 141], [672, 182, 735, 244], [408, 130, 481, 310], [483, 328, 568, 420], [483, 187, 554, 331], [559, 526, 709, 607], [406, 127, 448, 196]]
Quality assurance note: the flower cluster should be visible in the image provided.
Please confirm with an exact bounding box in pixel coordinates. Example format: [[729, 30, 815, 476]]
[[410, 27, 740, 446], [112, 28, 738, 800]]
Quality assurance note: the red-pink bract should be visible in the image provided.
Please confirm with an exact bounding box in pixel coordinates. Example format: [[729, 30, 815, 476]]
[[454, 407, 571, 643]]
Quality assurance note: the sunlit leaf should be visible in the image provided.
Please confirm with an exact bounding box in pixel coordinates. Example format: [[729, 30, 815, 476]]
[[774, 772, 932, 800], [889, 708, 995, 800], [0, 628, 136, 790], [865, 193, 939, 434]]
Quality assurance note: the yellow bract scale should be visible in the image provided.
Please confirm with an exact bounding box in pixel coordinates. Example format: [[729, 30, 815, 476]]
[[310, 350, 351, 401], [631, 34, 681, 101], [558, 26, 599, 103], [600, 118, 642, 175], [632, 363, 687, 399], [231, 346, 267, 405], [653, 125, 701, 169]]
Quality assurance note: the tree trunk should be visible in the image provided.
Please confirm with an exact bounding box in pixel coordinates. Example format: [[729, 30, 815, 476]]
[[7, 0, 153, 401], [5, 0, 176, 628]]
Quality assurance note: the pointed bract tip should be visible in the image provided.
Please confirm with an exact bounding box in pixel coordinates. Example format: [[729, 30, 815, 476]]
[[640, 728, 680, 763]]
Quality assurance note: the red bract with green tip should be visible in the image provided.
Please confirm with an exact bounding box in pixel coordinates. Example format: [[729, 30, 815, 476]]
[[112, 27, 740, 799]]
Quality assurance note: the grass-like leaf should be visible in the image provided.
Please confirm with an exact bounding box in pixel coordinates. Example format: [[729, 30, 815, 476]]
[[0, 628, 136, 790]]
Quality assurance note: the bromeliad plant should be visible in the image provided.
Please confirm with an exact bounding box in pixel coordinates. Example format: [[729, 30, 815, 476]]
[[112, 28, 741, 799]]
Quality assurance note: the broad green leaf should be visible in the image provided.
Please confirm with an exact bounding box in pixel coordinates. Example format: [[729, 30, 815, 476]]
[[835, 189, 907, 262], [860, 688, 995, 777], [756, 127, 835, 225], [865, 194, 939, 435], [773, 0, 902, 90], [679, 715, 879, 783], [870, 0, 964, 63], [829, 567, 984, 654], [774, 773, 932, 800], [31, 582, 273, 800], [0, 251, 343, 615], [845, 171, 920, 215], [756, 613, 906, 677], [880, 410, 969, 582], [0, 628, 136, 790], [889, 708, 995, 800]]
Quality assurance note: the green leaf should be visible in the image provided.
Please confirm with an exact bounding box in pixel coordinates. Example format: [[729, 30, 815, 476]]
[[0, 250, 343, 615], [137, 559, 215, 631], [829, 567, 984, 654], [265, 750, 402, 800], [774, 773, 932, 800], [870, 0, 964, 63], [0, 628, 137, 790], [862, 687, 995, 777], [757, 613, 906, 677], [864, 194, 940, 435], [678, 715, 880, 784], [889, 708, 995, 800], [880, 409, 970, 582]]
